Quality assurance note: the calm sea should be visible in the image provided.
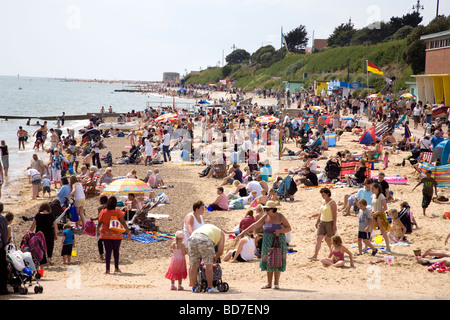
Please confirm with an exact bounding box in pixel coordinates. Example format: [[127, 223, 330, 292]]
[[0, 75, 195, 184]]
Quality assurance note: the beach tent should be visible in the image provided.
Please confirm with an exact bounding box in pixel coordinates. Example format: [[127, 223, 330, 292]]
[[324, 132, 337, 147], [419, 162, 450, 187], [177, 87, 187, 93], [359, 127, 376, 145], [432, 139, 450, 165]]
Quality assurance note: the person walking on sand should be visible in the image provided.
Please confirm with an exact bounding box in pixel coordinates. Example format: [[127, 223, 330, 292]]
[[0, 141, 9, 178], [309, 188, 337, 261], [412, 170, 438, 217], [370, 182, 391, 253], [96, 196, 131, 274]]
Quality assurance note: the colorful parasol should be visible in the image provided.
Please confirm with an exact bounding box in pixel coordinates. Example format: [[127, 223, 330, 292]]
[[255, 115, 278, 125], [156, 113, 178, 122], [102, 179, 152, 194], [401, 93, 416, 99]]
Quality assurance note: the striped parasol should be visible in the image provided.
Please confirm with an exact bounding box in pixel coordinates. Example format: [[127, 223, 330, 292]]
[[156, 113, 178, 122], [102, 179, 152, 194], [255, 115, 278, 125]]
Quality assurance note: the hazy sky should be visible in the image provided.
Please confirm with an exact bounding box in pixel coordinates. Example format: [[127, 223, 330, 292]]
[[0, 0, 447, 81]]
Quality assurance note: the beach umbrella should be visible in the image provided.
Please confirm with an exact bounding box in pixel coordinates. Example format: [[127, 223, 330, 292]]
[[401, 93, 415, 99], [102, 178, 152, 194], [255, 115, 278, 125], [156, 113, 178, 122]]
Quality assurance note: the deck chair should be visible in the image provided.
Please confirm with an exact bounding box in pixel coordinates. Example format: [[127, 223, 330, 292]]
[[214, 163, 228, 179], [83, 176, 99, 198]]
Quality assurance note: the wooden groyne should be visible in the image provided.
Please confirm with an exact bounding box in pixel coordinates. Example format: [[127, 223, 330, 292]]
[[0, 112, 124, 121]]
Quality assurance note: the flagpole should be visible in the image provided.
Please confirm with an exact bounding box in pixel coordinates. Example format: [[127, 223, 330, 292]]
[[366, 60, 369, 91]]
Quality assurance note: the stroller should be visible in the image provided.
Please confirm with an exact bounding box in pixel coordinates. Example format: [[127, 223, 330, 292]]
[[275, 174, 298, 202], [55, 198, 77, 230], [6, 243, 44, 295], [324, 159, 341, 183], [120, 145, 141, 164], [195, 260, 229, 293], [129, 195, 166, 231]]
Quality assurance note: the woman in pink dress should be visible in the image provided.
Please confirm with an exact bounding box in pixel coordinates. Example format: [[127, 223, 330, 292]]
[[165, 231, 187, 290]]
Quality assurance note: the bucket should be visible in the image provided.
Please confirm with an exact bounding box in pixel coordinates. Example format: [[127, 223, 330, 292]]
[[71, 250, 77, 257], [384, 256, 394, 265], [38, 269, 44, 277], [284, 168, 288, 172]]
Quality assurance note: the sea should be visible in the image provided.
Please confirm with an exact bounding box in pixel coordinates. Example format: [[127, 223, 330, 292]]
[[0, 75, 196, 191]]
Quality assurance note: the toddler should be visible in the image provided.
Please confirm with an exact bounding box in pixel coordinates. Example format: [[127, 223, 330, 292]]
[[61, 224, 75, 265], [356, 199, 377, 256], [165, 231, 187, 290], [42, 174, 51, 197]]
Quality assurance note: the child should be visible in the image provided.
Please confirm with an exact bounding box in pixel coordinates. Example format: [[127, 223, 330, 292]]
[[250, 189, 269, 207], [268, 188, 281, 205], [61, 224, 75, 265], [5, 212, 14, 245], [129, 131, 136, 146], [42, 174, 51, 198], [356, 199, 377, 256], [90, 195, 108, 261], [400, 201, 419, 229], [383, 151, 389, 170], [412, 170, 438, 217], [165, 230, 187, 291], [82, 151, 95, 170], [154, 168, 164, 187], [320, 235, 355, 268], [387, 209, 407, 244]]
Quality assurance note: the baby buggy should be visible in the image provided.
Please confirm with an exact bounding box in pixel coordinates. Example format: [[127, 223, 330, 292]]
[[6, 243, 43, 295], [275, 174, 298, 202], [195, 260, 229, 293], [55, 198, 76, 230]]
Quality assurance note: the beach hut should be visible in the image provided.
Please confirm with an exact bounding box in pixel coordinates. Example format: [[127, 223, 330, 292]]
[[359, 127, 376, 145], [432, 140, 450, 165]]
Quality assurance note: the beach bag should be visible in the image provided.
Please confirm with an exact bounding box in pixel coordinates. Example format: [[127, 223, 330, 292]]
[[83, 220, 97, 237], [268, 236, 282, 268], [109, 216, 126, 233], [69, 206, 79, 222], [230, 198, 244, 210]]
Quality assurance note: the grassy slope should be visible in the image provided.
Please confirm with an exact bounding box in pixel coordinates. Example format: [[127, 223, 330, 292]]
[[184, 39, 414, 94]]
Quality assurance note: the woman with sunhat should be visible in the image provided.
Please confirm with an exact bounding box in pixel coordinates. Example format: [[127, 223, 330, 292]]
[[237, 200, 291, 290]]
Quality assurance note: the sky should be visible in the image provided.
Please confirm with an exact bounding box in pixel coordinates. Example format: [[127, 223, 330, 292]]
[[0, 0, 447, 81]]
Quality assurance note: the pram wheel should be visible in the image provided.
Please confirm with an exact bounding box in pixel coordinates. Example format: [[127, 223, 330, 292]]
[[217, 282, 229, 292], [34, 285, 43, 294], [18, 286, 28, 295]]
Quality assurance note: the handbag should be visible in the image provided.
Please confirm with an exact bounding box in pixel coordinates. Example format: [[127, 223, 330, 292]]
[[267, 236, 283, 268], [109, 216, 126, 233]]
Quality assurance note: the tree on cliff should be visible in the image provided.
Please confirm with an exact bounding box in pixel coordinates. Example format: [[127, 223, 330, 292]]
[[226, 49, 251, 65]]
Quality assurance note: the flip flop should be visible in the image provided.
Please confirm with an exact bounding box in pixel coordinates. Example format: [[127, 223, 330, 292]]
[[261, 284, 272, 289]]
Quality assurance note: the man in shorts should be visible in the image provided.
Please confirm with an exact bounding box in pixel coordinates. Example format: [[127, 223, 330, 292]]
[[413, 170, 438, 217], [188, 224, 225, 293]]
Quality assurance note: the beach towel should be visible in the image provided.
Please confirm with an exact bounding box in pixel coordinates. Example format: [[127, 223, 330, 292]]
[[125, 231, 175, 243]]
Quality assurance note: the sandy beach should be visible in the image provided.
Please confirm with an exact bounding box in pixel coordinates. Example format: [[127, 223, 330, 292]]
[[1, 96, 449, 302]]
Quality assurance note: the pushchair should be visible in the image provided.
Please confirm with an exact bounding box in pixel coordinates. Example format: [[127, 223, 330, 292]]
[[195, 260, 229, 293], [324, 159, 341, 183], [129, 195, 165, 231], [275, 174, 298, 202], [6, 243, 44, 295], [120, 145, 141, 164], [55, 198, 76, 230]]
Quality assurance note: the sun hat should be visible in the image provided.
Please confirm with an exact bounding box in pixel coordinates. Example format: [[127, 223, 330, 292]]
[[175, 231, 185, 239], [262, 201, 277, 209]]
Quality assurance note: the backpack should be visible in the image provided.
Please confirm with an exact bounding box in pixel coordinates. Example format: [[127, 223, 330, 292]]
[[325, 160, 341, 180], [83, 220, 97, 237]]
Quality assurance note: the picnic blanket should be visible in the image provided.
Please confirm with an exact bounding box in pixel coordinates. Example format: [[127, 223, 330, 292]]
[[124, 231, 175, 243]]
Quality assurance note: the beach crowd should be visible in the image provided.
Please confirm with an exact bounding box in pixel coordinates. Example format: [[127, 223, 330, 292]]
[[1, 85, 450, 296]]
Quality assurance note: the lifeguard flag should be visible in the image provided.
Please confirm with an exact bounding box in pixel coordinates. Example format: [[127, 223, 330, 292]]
[[367, 62, 384, 75]]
